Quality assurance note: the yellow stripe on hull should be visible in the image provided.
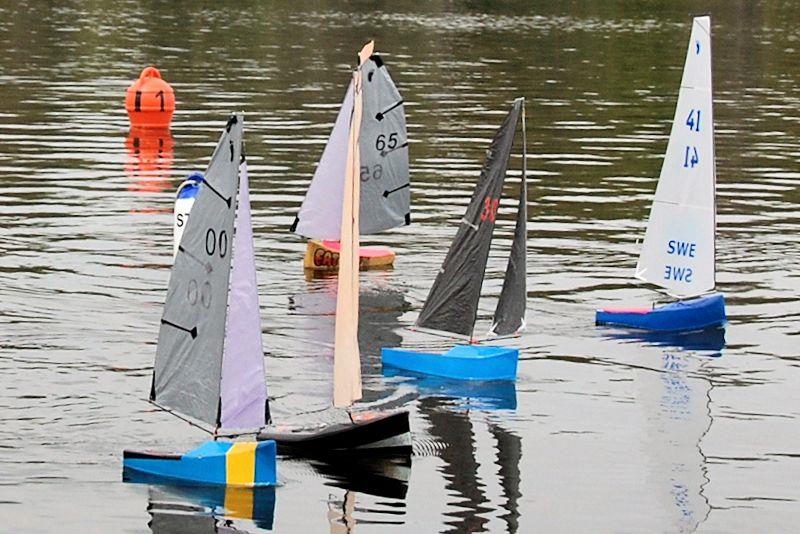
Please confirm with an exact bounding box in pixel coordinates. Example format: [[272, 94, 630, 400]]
[[303, 240, 395, 272], [226, 442, 258, 486]]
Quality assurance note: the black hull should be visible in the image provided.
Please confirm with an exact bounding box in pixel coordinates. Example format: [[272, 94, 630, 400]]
[[258, 410, 411, 457]]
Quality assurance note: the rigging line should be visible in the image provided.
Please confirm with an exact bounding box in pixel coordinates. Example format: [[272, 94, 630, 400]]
[[161, 318, 197, 339], [147, 399, 214, 435], [380, 141, 408, 157], [203, 180, 232, 208], [178, 245, 213, 273], [382, 182, 410, 197], [375, 99, 404, 121]]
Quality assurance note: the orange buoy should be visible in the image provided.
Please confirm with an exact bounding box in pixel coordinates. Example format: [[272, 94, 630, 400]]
[[125, 66, 175, 129]]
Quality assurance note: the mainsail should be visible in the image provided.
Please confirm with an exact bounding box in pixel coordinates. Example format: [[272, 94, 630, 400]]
[[152, 114, 268, 430], [416, 99, 524, 337], [292, 41, 409, 239], [332, 45, 370, 408], [635, 16, 715, 298]]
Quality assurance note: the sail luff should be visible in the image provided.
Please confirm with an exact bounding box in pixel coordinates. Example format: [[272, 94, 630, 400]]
[[416, 100, 523, 337], [491, 98, 527, 336], [634, 16, 715, 298], [152, 115, 242, 427], [219, 157, 269, 430], [332, 66, 364, 408]]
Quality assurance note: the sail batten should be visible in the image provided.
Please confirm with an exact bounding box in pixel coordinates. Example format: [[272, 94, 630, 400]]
[[416, 100, 523, 337], [635, 16, 715, 298], [152, 115, 243, 427]]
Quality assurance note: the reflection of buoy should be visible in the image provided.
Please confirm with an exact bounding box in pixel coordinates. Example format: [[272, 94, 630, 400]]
[[174, 172, 203, 258], [125, 66, 175, 129], [124, 127, 174, 195]]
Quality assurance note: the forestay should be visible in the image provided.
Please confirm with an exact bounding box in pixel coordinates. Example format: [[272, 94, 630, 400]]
[[292, 42, 409, 239], [152, 115, 268, 430], [635, 16, 716, 298], [416, 99, 524, 337]]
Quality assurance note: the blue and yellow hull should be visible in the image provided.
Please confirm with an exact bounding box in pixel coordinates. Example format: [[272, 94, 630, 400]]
[[123, 440, 277, 487]]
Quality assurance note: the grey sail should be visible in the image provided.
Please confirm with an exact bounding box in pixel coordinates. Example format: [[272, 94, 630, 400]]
[[491, 100, 527, 336], [151, 115, 243, 427], [416, 100, 523, 337], [357, 53, 410, 233]]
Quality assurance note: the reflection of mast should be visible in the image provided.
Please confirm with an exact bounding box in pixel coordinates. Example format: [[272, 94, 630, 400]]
[[419, 397, 488, 533], [489, 422, 522, 533], [639, 352, 713, 533], [124, 126, 174, 195], [327, 490, 357, 534]]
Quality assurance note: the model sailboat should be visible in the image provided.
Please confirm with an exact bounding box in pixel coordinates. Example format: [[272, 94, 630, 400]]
[[123, 114, 277, 487], [258, 43, 412, 455], [596, 16, 726, 332], [381, 98, 527, 381], [291, 41, 410, 272]]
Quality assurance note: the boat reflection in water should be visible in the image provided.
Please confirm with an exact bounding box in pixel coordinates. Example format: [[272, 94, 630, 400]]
[[124, 127, 174, 196], [309, 454, 410, 500], [384, 366, 517, 411], [635, 349, 718, 532], [419, 397, 522, 532], [600, 325, 725, 353], [126, 472, 275, 532]]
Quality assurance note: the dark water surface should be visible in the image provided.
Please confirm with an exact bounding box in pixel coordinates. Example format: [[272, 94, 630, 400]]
[[1, 1, 799, 532]]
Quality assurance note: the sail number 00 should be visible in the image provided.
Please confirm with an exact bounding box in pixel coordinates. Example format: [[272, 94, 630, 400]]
[[205, 228, 228, 257]]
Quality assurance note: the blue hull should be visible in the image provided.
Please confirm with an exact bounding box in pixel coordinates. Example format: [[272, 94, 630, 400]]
[[381, 345, 518, 381], [595, 293, 726, 332], [123, 440, 277, 487]]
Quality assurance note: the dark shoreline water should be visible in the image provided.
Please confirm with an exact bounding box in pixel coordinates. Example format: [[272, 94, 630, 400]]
[[1, 1, 799, 532]]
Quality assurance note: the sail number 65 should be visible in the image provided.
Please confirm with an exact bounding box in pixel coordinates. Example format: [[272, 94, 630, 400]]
[[375, 133, 399, 151]]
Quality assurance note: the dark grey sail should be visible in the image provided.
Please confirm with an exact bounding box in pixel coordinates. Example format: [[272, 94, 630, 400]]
[[491, 99, 527, 336], [357, 53, 410, 233], [416, 100, 523, 337], [151, 115, 243, 427]]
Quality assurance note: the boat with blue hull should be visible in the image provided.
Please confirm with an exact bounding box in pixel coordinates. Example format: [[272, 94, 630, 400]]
[[124, 441, 277, 487], [596, 293, 726, 333], [381, 98, 527, 381], [123, 114, 276, 487], [596, 16, 727, 333], [382, 345, 518, 381]]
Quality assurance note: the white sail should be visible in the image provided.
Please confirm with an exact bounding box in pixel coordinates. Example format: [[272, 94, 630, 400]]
[[332, 44, 371, 408], [635, 16, 715, 298]]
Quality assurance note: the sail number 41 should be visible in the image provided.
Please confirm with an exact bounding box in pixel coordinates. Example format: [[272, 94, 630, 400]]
[[683, 109, 701, 168]]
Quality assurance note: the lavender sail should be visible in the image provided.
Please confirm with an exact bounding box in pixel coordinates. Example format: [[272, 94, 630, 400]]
[[221, 159, 269, 429]]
